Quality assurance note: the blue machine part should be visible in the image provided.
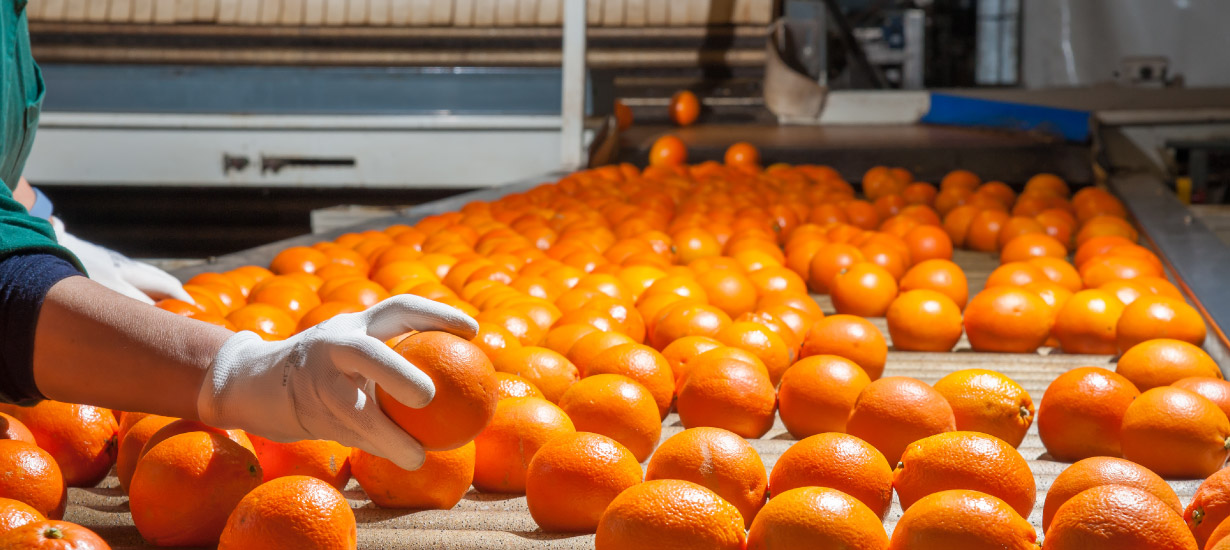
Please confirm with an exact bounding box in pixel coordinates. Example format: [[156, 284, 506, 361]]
[[39, 64, 594, 116], [922, 92, 1092, 142]]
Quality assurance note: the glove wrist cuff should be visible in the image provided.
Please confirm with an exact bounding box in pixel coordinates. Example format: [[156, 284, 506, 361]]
[[197, 331, 296, 434]]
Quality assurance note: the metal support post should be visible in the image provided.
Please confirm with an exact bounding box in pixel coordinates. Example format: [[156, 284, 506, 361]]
[[559, 0, 587, 171]]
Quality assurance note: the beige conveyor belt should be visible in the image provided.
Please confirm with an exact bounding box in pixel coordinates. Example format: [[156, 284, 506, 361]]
[[62, 249, 1207, 549]]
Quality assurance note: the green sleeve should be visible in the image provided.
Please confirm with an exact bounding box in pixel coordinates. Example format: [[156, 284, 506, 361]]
[[0, 184, 81, 270]]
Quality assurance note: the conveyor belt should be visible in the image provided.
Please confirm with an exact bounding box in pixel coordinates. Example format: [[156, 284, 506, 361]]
[[68, 198, 1204, 549], [67, 249, 1200, 548]]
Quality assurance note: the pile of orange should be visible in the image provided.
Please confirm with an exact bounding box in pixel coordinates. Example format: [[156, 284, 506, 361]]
[[7, 137, 1226, 549]]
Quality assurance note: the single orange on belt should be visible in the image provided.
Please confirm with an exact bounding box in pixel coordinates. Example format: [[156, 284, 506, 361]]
[[846, 377, 956, 464], [769, 432, 894, 520], [1043, 456, 1180, 532], [218, 475, 356, 550], [963, 287, 1051, 353], [670, 90, 700, 126], [893, 431, 1036, 519], [645, 427, 767, 528], [1115, 338, 1221, 391], [747, 487, 888, 550], [799, 314, 887, 380], [1115, 295, 1207, 353], [526, 433, 643, 533], [558, 374, 662, 462], [596, 479, 745, 550], [351, 443, 475, 510], [0, 440, 66, 520], [777, 355, 870, 438], [1043, 485, 1195, 550], [885, 289, 963, 352], [888, 489, 1036, 550], [1120, 386, 1230, 479], [472, 397, 575, 494], [1037, 366, 1140, 462], [933, 369, 1034, 448]]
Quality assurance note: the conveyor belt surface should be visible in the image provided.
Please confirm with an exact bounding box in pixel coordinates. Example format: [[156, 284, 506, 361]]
[[65, 250, 1203, 549]]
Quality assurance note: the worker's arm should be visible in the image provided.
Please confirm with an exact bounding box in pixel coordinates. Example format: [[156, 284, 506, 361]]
[[32, 275, 231, 419], [27, 273, 477, 470]]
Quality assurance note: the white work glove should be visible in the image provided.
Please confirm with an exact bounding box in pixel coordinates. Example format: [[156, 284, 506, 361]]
[[196, 295, 479, 470], [50, 217, 194, 305]]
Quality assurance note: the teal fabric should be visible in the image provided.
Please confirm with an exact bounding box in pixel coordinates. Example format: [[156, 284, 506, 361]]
[[0, 0, 80, 270]]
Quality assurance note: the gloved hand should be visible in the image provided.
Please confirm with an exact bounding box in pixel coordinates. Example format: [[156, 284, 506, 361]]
[[196, 295, 479, 470], [50, 217, 194, 305]]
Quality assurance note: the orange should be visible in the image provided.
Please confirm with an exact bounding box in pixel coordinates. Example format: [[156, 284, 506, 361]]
[[378, 331, 499, 451], [0, 497, 43, 534], [136, 419, 255, 469], [0, 520, 111, 550], [269, 246, 329, 274], [1000, 233, 1066, 262], [1117, 338, 1221, 391], [714, 321, 793, 385], [777, 355, 870, 437], [490, 346, 579, 403], [1043, 456, 1181, 532], [859, 238, 909, 279], [595, 479, 745, 550], [660, 335, 723, 384], [470, 321, 523, 358], [768, 433, 894, 519], [807, 242, 864, 294], [129, 431, 263, 547], [1073, 235, 1136, 267], [558, 374, 661, 462], [494, 372, 544, 401], [1043, 485, 1196, 550], [248, 281, 321, 320], [724, 142, 760, 167], [1037, 366, 1140, 461], [694, 269, 757, 319], [3, 401, 118, 488], [1174, 377, 1230, 420], [614, 99, 634, 130], [1121, 386, 1230, 478], [247, 436, 350, 491], [1050, 289, 1125, 354], [899, 258, 968, 309], [321, 279, 390, 308], [649, 135, 688, 166], [0, 412, 34, 443], [646, 427, 767, 528], [567, 330, 637, 374], [472, 397, 575, 493], [116, 415, 177, 493], [1099, 279, 1153, 306], [1079, 255, 1161, 288], [933, 369, 1034, 447], [351, 443, 475, 509], [526, 432, 643, 532], [1184, 467, 1230, 547], [1075, 215, 1138, 246], [218, 475, 355, 550], [941, 204, 979, 246], [542, 323, 599, 357], [0, 441, 66, 520], [670, 90, 701, 126], [904, 224, 954, 263], [649, 303, 732, 350], [830, 262, 898, 317], [584, 343, 675, 418], [746, 487, 888, 550], [799, 314, 887, 379], [885, 289, 963, 352], [995, 216, 1045, 250], [1116, 295, 1207, 352], [941, 169, 981, 191], [226, 303, 297, 340], [985, 261, 1048, 288], [962, 287, 1051, 353], [903, 182, 938, 205], [675, 345, 768, 392], [965, 209, 1010, 252], [296, 301, 364, 332], [846, 377, 956, 464], [1028, 256, 1083, 292], [893, 431, 1035, 518], [1211, 520, 1230, 550], [1025, 173, 1070, 197], [888, 489, 1036, 550], [676, 356, 777, 438], [156, 298, 204, 317]]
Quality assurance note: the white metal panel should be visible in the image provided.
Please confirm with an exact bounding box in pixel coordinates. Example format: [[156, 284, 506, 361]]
[[559, 0, 587, 171], [24, 113, 589, 189]]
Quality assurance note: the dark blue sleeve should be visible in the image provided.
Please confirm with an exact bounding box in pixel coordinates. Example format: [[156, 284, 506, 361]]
[[0, 253, 83, 404]]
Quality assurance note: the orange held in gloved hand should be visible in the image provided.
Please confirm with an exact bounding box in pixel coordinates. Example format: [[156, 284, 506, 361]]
[[197, 295, 479, 471]]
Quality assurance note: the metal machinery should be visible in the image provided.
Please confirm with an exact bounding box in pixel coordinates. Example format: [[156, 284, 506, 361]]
[[27, 1, 1230, 548]]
